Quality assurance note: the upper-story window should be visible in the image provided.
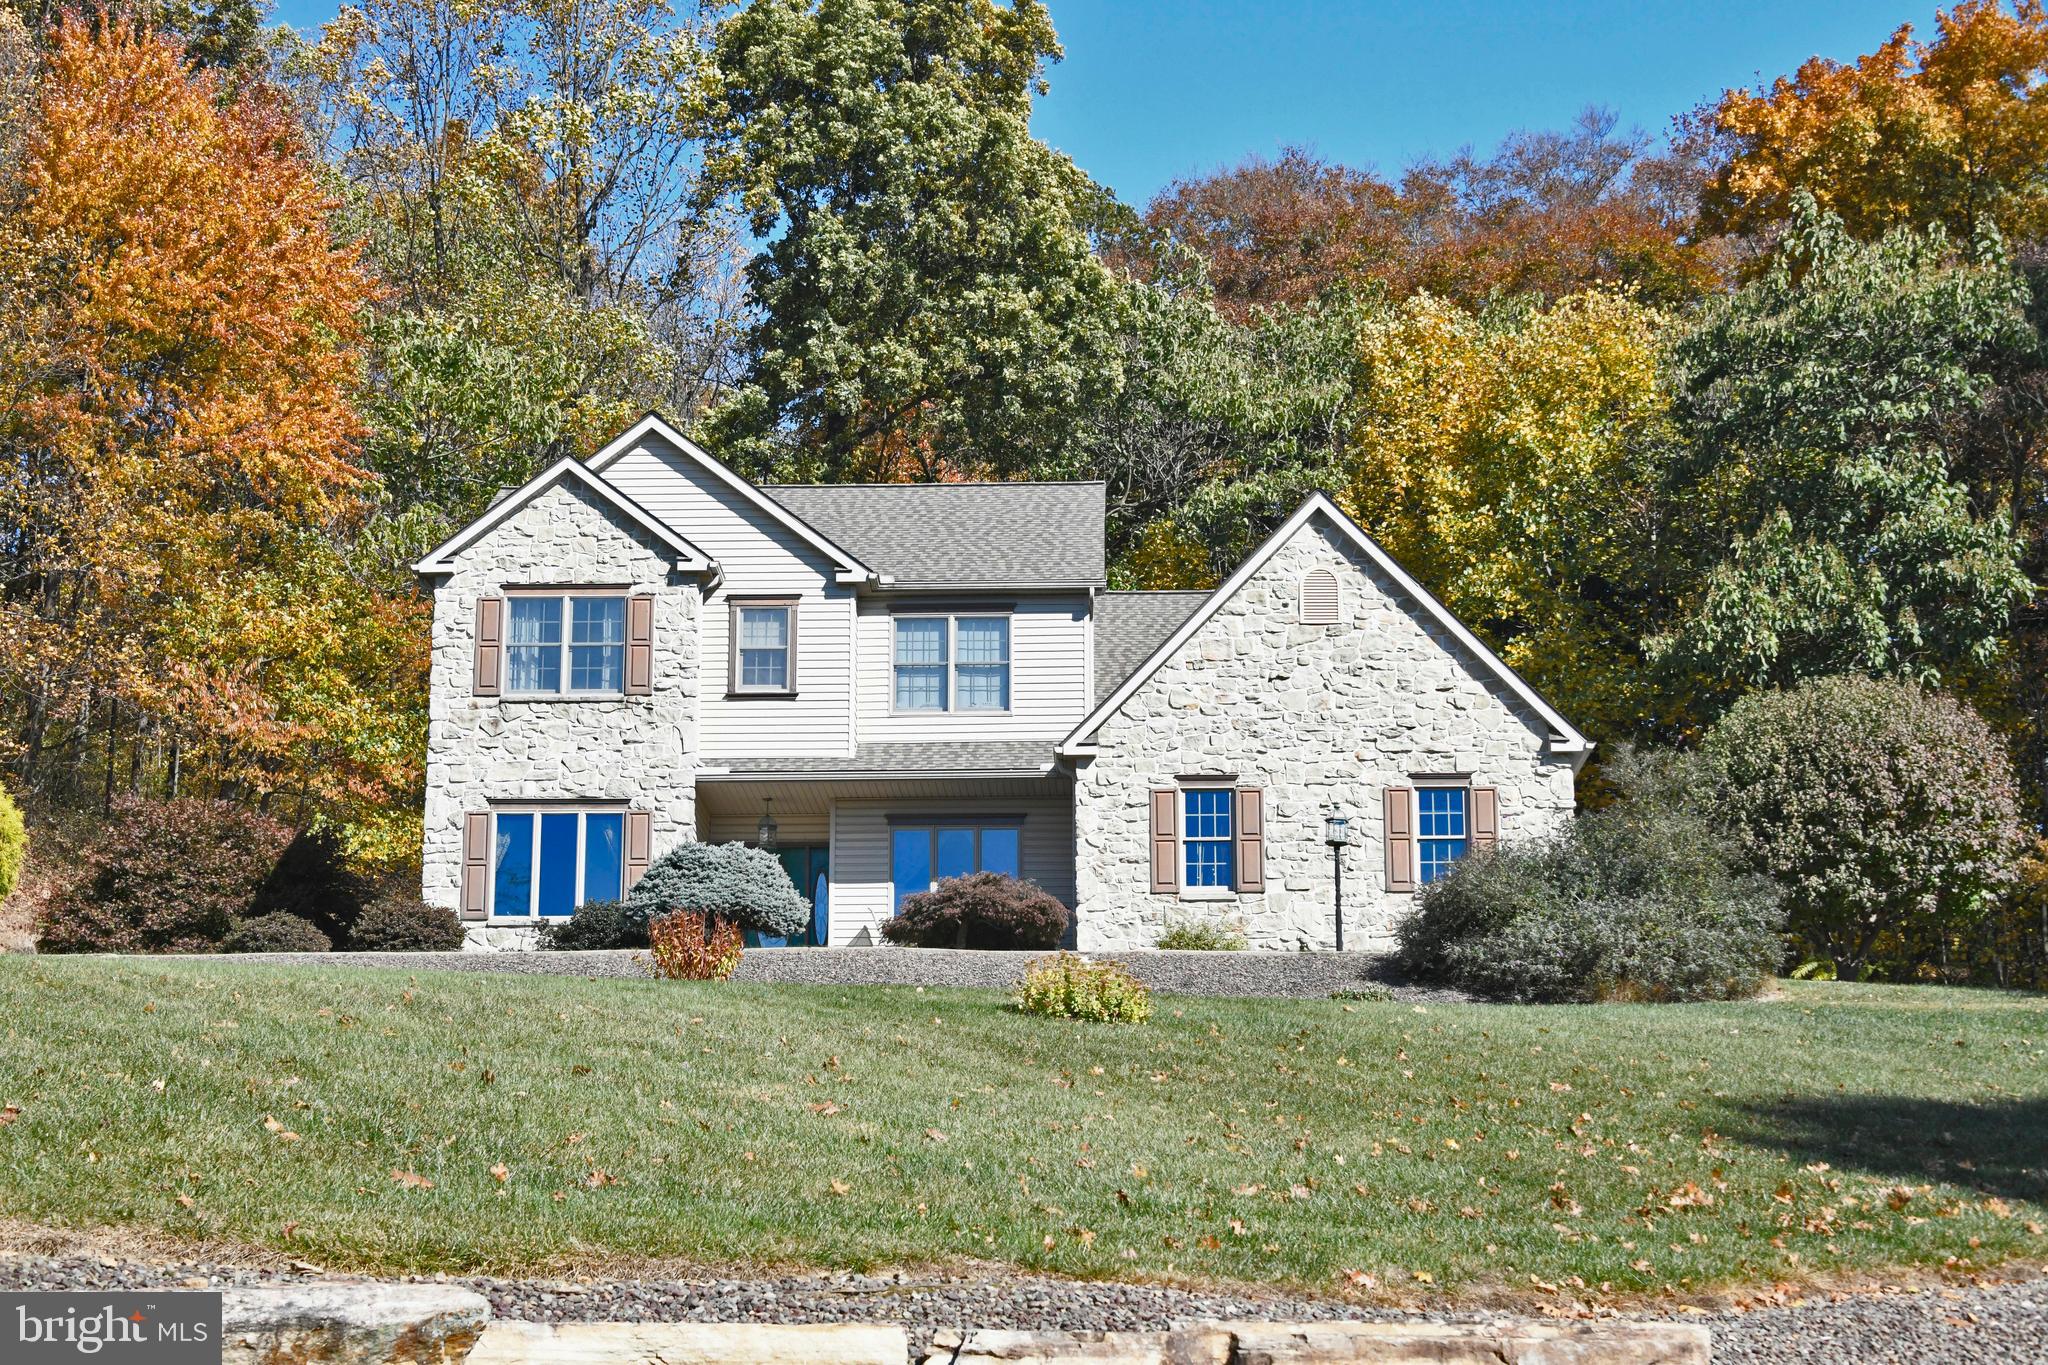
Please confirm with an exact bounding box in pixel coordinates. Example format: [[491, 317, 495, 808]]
[[730, 599, 796, 695], [893, 613, 1010, 712], [507, 593, 625, 694]]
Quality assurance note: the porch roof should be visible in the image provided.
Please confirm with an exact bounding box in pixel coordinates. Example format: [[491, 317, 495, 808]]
[[700, 740, 1062, 781]]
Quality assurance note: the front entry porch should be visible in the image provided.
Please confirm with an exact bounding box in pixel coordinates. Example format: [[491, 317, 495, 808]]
[[694, 768, 1077, 948]]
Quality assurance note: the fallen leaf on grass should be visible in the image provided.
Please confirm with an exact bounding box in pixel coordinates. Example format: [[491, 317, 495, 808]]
[[391, 1169, 434, 1190], [807, 1101, 843, 1116], [924, 1128, 948, 1143], [584, 1169, 615, 1188], [489, 1163, 509, 1184], [0, 1105, 19, 1126], [829, 1179, 851, 1196]]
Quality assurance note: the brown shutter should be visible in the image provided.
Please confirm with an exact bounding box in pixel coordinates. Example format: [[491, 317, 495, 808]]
[[460, 812, 491, 920], [473, 595, 504, 696], [624, 811, 653, 890], [1149, 789, 1178, 894], [1233, 787, 1265, 892], [1471, 787, 1499, 852], [1383, 786, 1415, 893], [625, 594, 654, 695]]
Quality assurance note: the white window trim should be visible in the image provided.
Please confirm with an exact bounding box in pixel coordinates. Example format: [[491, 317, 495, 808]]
[[503, 588, 629, 699], [890, 611, 1012, 715], [1413, 782, 1472, 887], [1179, 780, 1236, 899], [486, 806, 628, 921], [728, 597, 798, 697]]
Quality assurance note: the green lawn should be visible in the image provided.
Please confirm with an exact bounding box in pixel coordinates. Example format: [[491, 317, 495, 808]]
[[1, 958, 2043, 1302]]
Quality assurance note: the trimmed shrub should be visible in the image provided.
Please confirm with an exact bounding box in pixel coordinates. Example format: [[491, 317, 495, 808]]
[[625, 841, 808, 938], [1155, 917, 1247, 950], [649, 910, 743, 980], [37, 798, 291, 954], [1396, 747, 1783, 1003], [1701, 676, 2027, 979], [1016, 953, 1151, 1022], [881, 872, 1069, 949], [539, 899, 643, 951], [348, 894, 465, 952], [0, 785, 23, 903], [223, 912, 332, 954], [250, 826, 371, 945]]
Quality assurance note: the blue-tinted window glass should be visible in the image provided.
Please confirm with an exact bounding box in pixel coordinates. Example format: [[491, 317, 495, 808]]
[[537, 812, 580, 916], [980, 827, 1021, 878], [1417, 788, 1469, 885], [891, 828, 931, 911], [506, 598, 562, 693], [492, 813, 534, 916], [935, 827, 976, 881], [893, 618, 948, 710], [955, 617, 1009, 710], [569, 597, 625, 692], [583, 813, 623, 904], [1183, 788, 1235, 887], [738, 607, 790, 690]]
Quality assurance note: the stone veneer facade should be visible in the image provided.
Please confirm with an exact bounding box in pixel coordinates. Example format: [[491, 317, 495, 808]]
[[1072, 514, 1579, 952], [421, 480, 701, 948]]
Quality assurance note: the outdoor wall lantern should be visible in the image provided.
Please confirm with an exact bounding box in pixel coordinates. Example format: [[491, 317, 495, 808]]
[[1324, 811, 1350, 951], [757, 797, 779, 852]]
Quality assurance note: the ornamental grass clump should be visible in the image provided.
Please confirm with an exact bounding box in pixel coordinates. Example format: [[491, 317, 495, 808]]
[[649, 910, 743, 981], [1396, 747, 1783, 1003], [624, 841, 808, 940], [1015, 953, 1151, 1022]]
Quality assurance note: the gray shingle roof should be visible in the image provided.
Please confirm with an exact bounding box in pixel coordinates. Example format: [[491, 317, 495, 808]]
[[763, 482, 1106, 588], [713, 741, 1060, 777], [1092, 591, 1208, 705]]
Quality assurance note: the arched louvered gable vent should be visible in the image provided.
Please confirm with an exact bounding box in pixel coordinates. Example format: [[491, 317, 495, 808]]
[[1299, 568, 1341, 625]]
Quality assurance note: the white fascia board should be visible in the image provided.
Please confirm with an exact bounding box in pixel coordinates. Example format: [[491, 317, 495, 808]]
[[412, 456, 715, 575], [1056, 494, 1591, 758], [585, 413, 877, 583]]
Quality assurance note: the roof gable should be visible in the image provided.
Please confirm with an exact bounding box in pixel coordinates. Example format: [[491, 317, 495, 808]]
[[585, 414, 874, 584], [1059, 495, 1590, 757], [411, 455, 713, 575]]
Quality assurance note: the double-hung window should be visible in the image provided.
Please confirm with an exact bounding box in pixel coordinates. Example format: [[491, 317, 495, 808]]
[[507, 593, 625, 695], [1182, 787, 1235, 888], [893, 614, 1010, 712], [890, 823, 1023, 911], [1416, 787, 1469, 885], [489, 809, 625, 918], [730, 599, 795, 695]]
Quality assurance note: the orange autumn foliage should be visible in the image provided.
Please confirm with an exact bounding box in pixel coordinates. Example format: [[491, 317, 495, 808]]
[[1697, 0, 2048, 245], [0, 19, 420, 849]]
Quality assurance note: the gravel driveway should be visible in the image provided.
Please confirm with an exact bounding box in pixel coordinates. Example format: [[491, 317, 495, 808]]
[[3, 1238, 2041, 1363]]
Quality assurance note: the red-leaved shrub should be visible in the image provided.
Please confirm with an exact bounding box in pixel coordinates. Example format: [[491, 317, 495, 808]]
[[881, 872, 1070, 950], [37, 797, 292, 953]]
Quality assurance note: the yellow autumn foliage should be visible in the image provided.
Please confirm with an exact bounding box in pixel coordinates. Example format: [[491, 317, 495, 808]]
[[1341, 290, 1677, 742]]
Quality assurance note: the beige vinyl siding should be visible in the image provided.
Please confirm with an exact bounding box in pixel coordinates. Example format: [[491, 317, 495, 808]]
[[826, 798, 1077, 947], [856, 595, 1090, 743], [602, 433, 855, 759]]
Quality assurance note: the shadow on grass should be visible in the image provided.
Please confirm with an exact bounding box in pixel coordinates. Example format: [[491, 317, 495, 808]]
[[1730, 1095, 2048, 1203]]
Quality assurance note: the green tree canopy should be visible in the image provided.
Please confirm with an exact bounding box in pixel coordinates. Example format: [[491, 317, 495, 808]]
[[699, 0, 1127, 480]]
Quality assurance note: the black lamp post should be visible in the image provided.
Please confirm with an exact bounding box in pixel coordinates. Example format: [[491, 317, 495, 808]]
[[1324, 811, 1350, 951]]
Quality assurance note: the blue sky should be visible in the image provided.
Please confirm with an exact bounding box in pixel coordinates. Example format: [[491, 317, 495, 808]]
[[269, 0, 1928, 206]]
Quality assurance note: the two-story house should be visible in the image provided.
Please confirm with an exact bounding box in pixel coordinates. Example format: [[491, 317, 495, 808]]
[[415, 415, 1590, 951]]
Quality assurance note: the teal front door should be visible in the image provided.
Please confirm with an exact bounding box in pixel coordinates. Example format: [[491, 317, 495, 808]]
[[747, 845, 828, 947]]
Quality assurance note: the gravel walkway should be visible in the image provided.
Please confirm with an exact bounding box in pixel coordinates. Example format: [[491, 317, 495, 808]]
[[3, 1241, 2041, 1362], [163, 945, 1472, 1001]]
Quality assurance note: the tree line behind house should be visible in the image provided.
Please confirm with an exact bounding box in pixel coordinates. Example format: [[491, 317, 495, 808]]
[[0, 1, 2044, 986]]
